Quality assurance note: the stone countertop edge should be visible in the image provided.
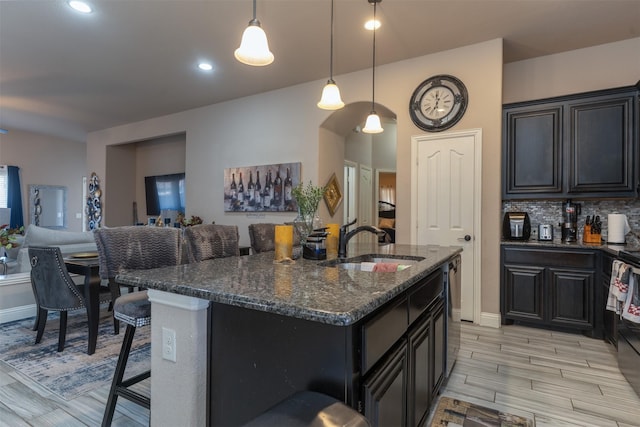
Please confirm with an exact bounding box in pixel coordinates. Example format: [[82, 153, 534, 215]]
[[116, 243, 462, 326], [500, 239, 638, 257]]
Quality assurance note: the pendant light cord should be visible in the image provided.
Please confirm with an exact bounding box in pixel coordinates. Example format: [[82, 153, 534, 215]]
[[371, 1, 377, 110], [252, 0, 257, 20], [329, 0, 335, 80]]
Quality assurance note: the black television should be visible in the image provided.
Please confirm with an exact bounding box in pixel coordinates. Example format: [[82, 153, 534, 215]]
[[145, 173, 185, 216]]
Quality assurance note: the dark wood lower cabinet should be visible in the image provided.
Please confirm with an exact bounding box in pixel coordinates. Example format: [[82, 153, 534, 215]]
[[408, 316, 430, 427], [363, 341, 408, 427], [364, 296, 446, 427], [431, 301, 445, 396], [502, 264, 545, 322], [548, 268, 593, 328], [501, 245, 600, 336], [208, 266, 450, 427]]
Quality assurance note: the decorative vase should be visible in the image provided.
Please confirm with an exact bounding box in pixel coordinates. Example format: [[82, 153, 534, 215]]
[[293, 208, 315, 244]]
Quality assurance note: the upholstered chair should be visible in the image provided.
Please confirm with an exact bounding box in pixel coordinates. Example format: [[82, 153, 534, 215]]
[[248, 223, 276, 253], [94, 226, 183, 427], [183, 224, 240, 262], [28, 246, 112, 352]]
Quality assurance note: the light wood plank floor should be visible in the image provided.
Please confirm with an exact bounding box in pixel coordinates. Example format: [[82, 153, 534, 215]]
[[434, 322, 640, 427], [1, 323, 639, 426]]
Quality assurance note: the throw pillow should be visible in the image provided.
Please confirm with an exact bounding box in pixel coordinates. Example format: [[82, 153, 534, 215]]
[[378, 218, 395, 229]]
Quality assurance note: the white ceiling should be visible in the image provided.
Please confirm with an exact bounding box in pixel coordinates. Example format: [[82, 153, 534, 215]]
[[1, 0, 639, 142]]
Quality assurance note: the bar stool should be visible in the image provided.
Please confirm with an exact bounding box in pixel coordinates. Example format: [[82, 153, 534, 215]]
[[94, 226, 183, 427], [242, 391, 370, 427], [183, 223, 240, 262], [102, 291, 151, 427]]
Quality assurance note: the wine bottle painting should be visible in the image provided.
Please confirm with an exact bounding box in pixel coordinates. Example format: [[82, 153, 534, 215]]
[[224, 162, 301, 212]]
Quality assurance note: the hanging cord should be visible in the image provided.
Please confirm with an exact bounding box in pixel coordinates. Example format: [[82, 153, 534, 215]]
[[371, 1, 377, 110], [329, 0, 335, 80]]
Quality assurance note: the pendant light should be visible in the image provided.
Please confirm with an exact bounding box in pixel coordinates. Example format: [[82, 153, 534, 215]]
[[234, 0, 274, 66], [362, 0, 383, 134], [317, 0, 345, 110]]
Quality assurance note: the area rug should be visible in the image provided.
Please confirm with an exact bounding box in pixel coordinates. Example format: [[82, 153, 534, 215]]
[[0, 309, 150, 401], [430, 396, 534, 427]]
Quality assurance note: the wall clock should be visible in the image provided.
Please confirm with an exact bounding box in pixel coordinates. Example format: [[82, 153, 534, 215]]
[[409, 74, 468, 132]]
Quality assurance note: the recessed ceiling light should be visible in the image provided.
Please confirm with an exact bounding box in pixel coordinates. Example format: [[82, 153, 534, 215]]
[[68, 1, 92, 14], [198, 63, 213, 71], [364, 19, 380, 31]]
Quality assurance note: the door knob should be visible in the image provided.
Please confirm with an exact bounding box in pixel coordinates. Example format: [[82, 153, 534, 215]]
[[457, 235, 471, 242]]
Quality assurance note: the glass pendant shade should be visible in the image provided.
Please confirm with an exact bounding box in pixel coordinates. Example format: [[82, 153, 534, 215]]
[[317, 0, 344, 110], [363, 112, 383, 134], [317, 80, 345, 110], [363, 0, 383, 134], [234, 19, 274, 66]]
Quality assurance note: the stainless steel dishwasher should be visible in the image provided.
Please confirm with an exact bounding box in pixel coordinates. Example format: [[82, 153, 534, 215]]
[[446, 255, 461, 377]]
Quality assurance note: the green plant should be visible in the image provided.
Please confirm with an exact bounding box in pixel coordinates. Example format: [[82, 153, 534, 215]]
[[292, 181, 326, 218], [0, 225, 24, 249]]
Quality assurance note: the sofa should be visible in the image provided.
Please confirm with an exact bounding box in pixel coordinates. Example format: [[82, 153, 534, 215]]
[[5, 225, 97, 275]]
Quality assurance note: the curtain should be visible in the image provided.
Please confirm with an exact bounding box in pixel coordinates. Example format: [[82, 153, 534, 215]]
[[379, 186, 396, 205], [7, 166, 24, 229]]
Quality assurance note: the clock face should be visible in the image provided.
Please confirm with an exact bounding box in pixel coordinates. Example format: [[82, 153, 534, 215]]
[[409, 75, 468, 132]]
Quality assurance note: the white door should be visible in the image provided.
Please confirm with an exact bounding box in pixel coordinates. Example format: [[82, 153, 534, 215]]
[[359, 165, 373, 227], [412, 129, 481, 322], [343, 162, 357, 225]]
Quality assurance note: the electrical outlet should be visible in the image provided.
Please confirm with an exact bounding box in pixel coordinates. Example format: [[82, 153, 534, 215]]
[[162, 327, 177, 362]]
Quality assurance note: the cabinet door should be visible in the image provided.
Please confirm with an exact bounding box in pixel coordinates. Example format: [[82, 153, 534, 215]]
[[503, 105, 563, 198], [548, 268, 594, 328], [502, 264, 545, 322], [431, 300, 445, 397], [408, 314, 430, 427], [362, 342, 407, 427], [567, 93, 636, 196]]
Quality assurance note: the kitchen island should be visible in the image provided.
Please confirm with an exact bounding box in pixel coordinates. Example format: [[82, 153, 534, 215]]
[[116, 242, 462, 427]]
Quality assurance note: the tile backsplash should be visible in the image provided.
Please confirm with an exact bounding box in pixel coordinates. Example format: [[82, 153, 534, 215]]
[[502, 199, 640, 243]]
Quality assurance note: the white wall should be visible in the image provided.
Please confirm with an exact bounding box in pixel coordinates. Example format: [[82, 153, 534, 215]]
[[0, 129, 87, 231], [504, 38, 640, 103]]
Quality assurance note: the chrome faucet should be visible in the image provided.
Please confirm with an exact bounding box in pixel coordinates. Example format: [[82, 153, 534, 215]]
[[338, 218, 387, 258]]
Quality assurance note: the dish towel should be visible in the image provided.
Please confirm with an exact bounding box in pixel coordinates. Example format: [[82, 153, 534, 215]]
[[622, 271, 640, 323], [373, 263, 399, 272], [606, 260, 631, 315]]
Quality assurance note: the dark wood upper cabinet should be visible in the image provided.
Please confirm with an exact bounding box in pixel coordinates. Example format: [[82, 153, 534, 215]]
[[568, 94, 635, 194], [503, 85, 639, 199], [504, 104, 563, 195]]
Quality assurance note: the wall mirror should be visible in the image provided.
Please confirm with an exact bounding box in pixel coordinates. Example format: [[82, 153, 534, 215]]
[[29, 185, 67, 229]]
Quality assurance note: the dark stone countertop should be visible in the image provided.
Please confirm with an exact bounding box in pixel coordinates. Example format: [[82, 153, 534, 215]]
[[116, 243, 462, 326], [500, 238, 638, 257]]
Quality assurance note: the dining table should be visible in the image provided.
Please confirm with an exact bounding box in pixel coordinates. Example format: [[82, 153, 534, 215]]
[[64, 254, 103, 355]]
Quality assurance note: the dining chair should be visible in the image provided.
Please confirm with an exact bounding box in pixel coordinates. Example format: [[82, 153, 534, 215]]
[[183, 223, 240, 263], [248, 223, 302, 254], [94, 226, 183, 427], [28, 246, 112, 352], [248, 223, 276, 253]]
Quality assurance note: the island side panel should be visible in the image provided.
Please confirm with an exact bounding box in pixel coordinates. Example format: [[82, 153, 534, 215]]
[[208, 302, 357, 426]]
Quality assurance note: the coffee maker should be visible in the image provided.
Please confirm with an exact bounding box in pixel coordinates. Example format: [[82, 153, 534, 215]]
[[560, 199, 581, 242]]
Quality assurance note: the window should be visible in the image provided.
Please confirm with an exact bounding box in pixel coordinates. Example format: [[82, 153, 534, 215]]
[[0, 166, 7, 208]]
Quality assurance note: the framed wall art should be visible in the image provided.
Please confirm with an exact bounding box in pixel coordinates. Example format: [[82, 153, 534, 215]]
[[323, 172, 342, 217], [224, 162, 301, 212]]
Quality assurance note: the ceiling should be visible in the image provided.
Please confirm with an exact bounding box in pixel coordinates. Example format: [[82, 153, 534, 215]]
[[1, 0, 638, 143]]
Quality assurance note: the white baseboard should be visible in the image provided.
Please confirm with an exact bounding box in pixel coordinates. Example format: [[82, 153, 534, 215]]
[[479, 312, 501, 329], [0, 304, 36, 324]]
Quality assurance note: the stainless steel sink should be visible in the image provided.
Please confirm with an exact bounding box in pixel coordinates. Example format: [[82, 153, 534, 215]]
[[319, 254, 424, 271]]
